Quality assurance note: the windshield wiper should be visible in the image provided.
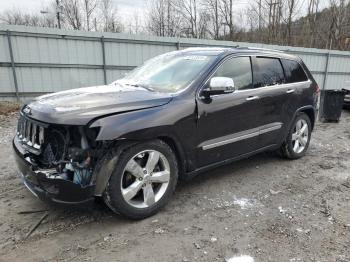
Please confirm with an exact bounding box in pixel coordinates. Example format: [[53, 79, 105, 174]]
[[126, 83, 155, 92]]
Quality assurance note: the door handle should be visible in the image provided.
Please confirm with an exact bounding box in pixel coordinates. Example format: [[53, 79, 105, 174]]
[[286, 89, 295, 94], [246, 96, 259, 101]]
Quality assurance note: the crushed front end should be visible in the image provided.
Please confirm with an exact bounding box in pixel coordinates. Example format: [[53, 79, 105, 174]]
[[13, 111, 103, 204]]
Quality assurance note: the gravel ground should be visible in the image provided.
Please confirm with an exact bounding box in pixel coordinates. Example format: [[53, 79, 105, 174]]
[[0, 110, 350, 262]]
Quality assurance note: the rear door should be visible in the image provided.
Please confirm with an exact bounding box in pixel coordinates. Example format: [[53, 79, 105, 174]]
[[251, 56, 292, 147]]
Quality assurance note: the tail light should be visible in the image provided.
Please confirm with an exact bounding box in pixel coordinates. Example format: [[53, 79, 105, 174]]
[[315, 84, 321, 110], [315, 84, 320, 94]]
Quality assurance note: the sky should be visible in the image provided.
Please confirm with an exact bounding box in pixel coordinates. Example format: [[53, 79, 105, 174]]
[[0, 0, 331, 30], [0, 0, 147, 17]]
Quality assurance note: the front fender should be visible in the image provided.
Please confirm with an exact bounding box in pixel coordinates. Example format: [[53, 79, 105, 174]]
[[90, 105, 181, 141], [90, 98, 198, 173]]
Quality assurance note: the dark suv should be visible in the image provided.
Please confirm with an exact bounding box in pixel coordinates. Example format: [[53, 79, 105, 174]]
[[13, 47, 319, 219]]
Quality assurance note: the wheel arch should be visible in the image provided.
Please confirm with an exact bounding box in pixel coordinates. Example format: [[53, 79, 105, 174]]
[[281, 105, 316, 145], [157, 135, 187, 178], [287, 105, 316, 132], [297, 106, 316, 131], [279, 106, 314, 159], [93, 134, 188, 196]]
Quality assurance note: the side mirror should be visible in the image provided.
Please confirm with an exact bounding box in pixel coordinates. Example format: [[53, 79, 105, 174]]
[[202, 77, 235, 98]]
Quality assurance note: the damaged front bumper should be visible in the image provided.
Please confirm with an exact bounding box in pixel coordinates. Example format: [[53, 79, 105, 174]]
[[13, 137, 95, 205]]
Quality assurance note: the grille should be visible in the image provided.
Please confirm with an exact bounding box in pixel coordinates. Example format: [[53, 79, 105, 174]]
[[17, 114, 46, 154]]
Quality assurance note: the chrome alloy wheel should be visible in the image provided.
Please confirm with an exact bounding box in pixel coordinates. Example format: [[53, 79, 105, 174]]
[[291, 119, 309, 154], [120, 150, 170, 208]]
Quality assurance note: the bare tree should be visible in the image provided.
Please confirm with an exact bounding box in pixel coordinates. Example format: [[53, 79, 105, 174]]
[[197, 8, 211, 38], [0, 8, 56, 27], [284, 0, 301, 45], [328, 0, 348, 49], [99, 0, 123, 32], [203, 0, 221, 39], [61, 0, 83, 30], [219, 0, 234, 40], [303, 0, 321, 47], [0, 9, 30, 25], [124, 11, 148, 34], [147, 0, 182, 37], [148, 0, 168, 36], [265, 0, 283, 43], [83, 0, 97, 31], [173, 0, 201, 38]]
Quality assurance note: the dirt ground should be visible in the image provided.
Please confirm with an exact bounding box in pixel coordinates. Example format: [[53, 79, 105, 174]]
[[0, 110, 349, 262]]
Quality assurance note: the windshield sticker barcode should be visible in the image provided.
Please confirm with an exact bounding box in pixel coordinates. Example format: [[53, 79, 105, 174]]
[[183, 56, 208, 61]]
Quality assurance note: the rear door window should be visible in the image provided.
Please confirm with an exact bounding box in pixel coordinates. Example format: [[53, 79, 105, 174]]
[[281, 59, 308, 83], [253, 57, 285, 88]]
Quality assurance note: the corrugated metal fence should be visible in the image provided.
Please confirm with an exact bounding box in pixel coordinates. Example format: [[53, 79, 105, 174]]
[[1, 24, 350, 101]]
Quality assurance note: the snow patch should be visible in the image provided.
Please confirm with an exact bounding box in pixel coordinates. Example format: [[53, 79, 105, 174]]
[[233, 197, 255, 210], [226, 255, 254, 262]]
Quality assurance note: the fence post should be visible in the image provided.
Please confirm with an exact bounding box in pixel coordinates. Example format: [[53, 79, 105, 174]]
[[319, 51, 331, 120], [322, 52, 331, 91], [6, 30, 19, 102], [176, 41, 180, 50], [101, 36, 107, 85]]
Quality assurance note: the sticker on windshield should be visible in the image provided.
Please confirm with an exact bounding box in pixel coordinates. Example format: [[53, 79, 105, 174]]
[[183, 56, 208, 61]]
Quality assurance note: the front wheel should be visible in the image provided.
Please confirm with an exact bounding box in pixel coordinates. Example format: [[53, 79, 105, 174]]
[[279, 113, 312, 159], [104, 140, 178, 219]]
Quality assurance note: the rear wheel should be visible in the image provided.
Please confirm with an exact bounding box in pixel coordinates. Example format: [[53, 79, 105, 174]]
[[104, 140, 178, 219], [279, 113, 311, 159]]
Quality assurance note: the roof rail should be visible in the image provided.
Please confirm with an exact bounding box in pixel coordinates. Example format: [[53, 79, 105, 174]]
[[236, 46, 285, 53]]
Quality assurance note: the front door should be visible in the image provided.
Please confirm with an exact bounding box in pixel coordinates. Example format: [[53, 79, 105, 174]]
[[196, 56, 263, 167]]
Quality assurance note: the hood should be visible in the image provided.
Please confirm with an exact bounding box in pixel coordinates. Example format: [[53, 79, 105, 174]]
[[25, 84, 173, 125]]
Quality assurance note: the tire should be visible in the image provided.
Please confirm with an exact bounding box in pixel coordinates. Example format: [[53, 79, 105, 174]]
[[279, 112, 312, 159], [103, 139, 178, 220]]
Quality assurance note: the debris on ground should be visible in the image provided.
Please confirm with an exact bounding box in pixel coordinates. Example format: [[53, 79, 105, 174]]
[[320, 199, 331, 217], [210, 237, 217, 243], [103, 234, 115, 242], [319, 163, 334, 170], [154, 228, 165, 234], [24, 212, 49, 240], [269, 189, 282, 195], [194, 243, 201, 249], [278, 206, 287, 214], [299, 173, 308, 178], [77, 244, 88, 252], [18, 209, 49, 215], [341, 179, 350, 188], [233, 196, 255, 209], [296, 228, 311, 235]]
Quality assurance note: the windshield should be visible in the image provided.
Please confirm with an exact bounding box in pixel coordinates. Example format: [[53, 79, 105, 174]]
[[114, 52, 216, 93]]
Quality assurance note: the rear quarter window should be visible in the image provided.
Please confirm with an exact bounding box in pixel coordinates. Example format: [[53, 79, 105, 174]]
[[281, 59, 308, 83]]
